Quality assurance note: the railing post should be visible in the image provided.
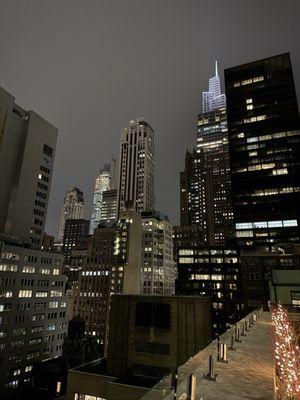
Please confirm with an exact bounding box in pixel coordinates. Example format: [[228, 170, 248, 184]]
[[190, 373, 196, 400], [204, 355, 218, 381], [218, 343, 229, 363], [229, 333, 237, 351]]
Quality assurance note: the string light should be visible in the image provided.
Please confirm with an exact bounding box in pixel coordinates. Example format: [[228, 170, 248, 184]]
[[271, 304, 300, 399]]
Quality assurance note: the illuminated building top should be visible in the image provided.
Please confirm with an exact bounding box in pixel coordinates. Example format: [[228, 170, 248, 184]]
[[202, 61, 226, 113]]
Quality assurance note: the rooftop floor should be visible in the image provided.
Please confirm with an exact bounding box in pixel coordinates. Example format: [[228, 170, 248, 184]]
[[177, 311, 274, 400]]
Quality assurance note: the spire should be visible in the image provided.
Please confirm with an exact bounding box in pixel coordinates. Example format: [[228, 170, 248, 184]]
[[215, 60, 218, 77]]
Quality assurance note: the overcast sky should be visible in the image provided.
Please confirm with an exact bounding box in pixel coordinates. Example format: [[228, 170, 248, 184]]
[[1, 0, 299, 237]]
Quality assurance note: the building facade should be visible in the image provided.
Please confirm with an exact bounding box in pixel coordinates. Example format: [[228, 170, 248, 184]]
[[141, 211, 175, 295], [100, 189, 117, 226], [0, 86, 68, 398], [240, 245, 300, 309], [62, 219, 90, 267], [89, 163, 112, 235], [58, 188, 85, 243], [0, 87, 57, 249], [225, 53, 300, 249], [117, 118, 155, 215], [73, 210, 142, 353], [0, 236, 68, 395], [107, 294, 213, 380], [176, 246, 244, 332]]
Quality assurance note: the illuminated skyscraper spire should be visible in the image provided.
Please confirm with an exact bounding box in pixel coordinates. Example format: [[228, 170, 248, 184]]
[[202, 61, 226, 112]]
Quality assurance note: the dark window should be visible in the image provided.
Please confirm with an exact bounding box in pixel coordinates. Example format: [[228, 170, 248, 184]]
[[133, 364, 170, 379], [43, 144, 53, 158], [158, 344, 170, 355], [135, 302, 170, 329], [136, 302, 152, 327], [153, 303, 170, 328]]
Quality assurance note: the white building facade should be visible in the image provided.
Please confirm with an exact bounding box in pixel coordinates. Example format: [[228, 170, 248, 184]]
[[141, 211, 175, 295], [58, 187, 84, 242], [89, 164, 111, 234]]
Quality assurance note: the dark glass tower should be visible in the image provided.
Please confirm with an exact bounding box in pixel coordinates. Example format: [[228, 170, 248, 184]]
[[225, 53, 300, 249]]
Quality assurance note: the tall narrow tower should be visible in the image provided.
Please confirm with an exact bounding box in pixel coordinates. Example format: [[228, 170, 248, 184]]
[[58, 187, 84, 242], [180, 62, 233, 245], [117, 118, 155, 215], [89, 163, 111, 234]]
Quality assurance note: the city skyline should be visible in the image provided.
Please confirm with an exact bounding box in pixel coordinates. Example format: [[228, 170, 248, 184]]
[[1, 1, 300, 236]]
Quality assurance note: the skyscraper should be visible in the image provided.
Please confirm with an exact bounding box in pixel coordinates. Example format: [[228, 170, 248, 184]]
[[89, 164, 111, 234], [0, 87, 57, 248], [0, 86, 67, 395], [180, 63, 233, 245], [58, 187, 84, 242], [225, 53, 300, 249], [117, 118, 155, 215]]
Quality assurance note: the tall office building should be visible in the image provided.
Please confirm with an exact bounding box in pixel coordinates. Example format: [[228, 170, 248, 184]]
[[89, 163, 112, 234], [73, 210, 142, 353], [0, 87, 57, 248], [99, 189, 117, 226], [180, 63, 233, 245], [225, 53, 300, 249], [62, 219, 90, 266], [197, 62, 228, 153], [141, 211, 175, 295], [0, 87, 67, 396], [117, 118, 155, 215], [58, 187, 84, 242]]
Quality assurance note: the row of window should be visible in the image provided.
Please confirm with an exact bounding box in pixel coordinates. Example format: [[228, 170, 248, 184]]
[[236, 219, 298, 230], [18, 290, 63, 298]]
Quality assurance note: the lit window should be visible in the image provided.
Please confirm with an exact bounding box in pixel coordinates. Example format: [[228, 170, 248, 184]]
[[283, 220, 298, 227], [18, 290, 32, 298]]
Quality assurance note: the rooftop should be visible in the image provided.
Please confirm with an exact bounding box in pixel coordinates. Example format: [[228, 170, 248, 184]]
[[141, 311, 274, 400]]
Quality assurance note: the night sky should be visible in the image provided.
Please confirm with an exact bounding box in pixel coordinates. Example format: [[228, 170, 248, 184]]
[[1, 0, 299, 237]]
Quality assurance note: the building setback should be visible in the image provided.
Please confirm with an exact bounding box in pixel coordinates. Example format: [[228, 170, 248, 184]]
[[225, 53, 300, 249], [58, 188, 84, 243], [0, 87, 57, 249], [117, 118, 155, 215]]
